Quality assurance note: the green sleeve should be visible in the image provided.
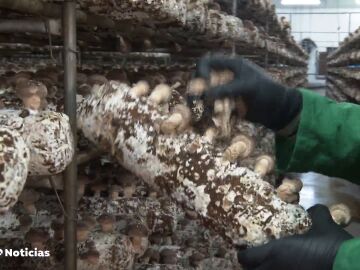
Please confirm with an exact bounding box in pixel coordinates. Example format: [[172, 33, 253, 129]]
[[276, 89, 360, 184], [333, 239, 360, 270]]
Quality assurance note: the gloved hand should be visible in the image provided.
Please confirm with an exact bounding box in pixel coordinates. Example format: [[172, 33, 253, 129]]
[[237, 204, 353, 270], [193, 56, 303, 131]]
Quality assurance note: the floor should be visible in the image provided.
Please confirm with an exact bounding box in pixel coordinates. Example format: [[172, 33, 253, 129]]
[[298, 172, 360, 236]]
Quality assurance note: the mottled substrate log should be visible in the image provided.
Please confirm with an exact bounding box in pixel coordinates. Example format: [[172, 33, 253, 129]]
[[327, 50, 360, 67], [0, 110, 74, 175], [217, 0, 307, 58], [327, 75, 360, 102], [78, 81, 311, 247], [0, 192, 239, 270], [326, 82, 349, 102], [0, 128, 30, 212], [328, 67, 360, 81], [77, 0, 307, 65], [0, 110, 73, 212], [328, 26, 360, 61]]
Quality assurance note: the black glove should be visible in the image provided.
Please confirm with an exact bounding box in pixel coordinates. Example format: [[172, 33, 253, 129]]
[[237, 204, 353, 270], [194, 56, 303, 131]]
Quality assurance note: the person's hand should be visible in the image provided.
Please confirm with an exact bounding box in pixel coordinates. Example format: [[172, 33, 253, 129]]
[[237, 204, 353, 270], [192, 56, 303, 131]]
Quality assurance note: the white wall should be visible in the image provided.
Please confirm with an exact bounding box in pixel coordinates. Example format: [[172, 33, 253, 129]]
[[277, 8, 360, 52]]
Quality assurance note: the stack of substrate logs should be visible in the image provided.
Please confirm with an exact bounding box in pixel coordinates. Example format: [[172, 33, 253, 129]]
[[0, 1, 317, 269], [327, 26, 360, 103]]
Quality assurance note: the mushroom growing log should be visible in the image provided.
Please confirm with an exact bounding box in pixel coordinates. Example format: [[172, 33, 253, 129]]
[[78, 81, 311, 247], [0, 110, 74, 212], [0, 110, 74, 175], [0, 127, 30, 212]]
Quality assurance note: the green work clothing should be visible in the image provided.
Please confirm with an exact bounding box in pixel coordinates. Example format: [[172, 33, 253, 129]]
[[275, 89, 360, 270]]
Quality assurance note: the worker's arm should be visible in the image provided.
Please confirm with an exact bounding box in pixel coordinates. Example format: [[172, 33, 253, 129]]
[[193, 56, 359, 270], [334, 238, 360, 270], [276, 89, 360, 184]]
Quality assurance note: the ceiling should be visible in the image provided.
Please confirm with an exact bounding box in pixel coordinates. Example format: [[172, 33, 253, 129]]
[[273, 0, 360, 9]]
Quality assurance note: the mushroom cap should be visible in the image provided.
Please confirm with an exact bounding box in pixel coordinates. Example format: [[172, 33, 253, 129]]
[[12, 71, 33, 80], [144, 73, 167, 88], [80, 249, 100, 264], [256, 155, 275, 170], [51, 220, 64, 231], [131, 80, 150, 97], [78, 84, 92, 96], [77, 221, 89, 230], [106, 69, 128, 83], [19, 189, 40, 204], [36, 77, 55, 90], [149, 84, 172, 104], [224, 135, 255, 161], [15, 80, 48, 99], [82, 215, 97, 229], [118, 172, 138, 186], [172, 104, 192, 132], [281, 178, 303, 193], [187, 78, 207, 96], [97, 214, 115, 225], [19, 214, 32, 227], [330, 203, 351, 226], [160, 248, 178, 264], [169, 71, 189, 85], [126, 223, 148, 237], [87, 74, 108, 86], [172, 104, 191, 121], [25, 228, 50, 243], [77, 73, 88, 85], [143, 38, 153, 49]]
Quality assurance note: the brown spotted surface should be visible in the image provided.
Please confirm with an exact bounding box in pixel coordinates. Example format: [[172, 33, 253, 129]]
[[78, 82, 311, 247], [0, 110, 74, 176], [0, 127, 29, 212]]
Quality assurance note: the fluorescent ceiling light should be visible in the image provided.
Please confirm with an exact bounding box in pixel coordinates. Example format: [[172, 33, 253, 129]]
[[281, 0, 321, 5]]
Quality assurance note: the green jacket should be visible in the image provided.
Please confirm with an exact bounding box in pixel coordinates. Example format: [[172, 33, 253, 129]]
[[276, 89, 360, 270]]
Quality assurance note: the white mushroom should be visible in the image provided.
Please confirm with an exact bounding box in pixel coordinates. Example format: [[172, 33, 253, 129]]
[[276, 178, 303, 204], [161, 104, 192, 134], [330, 203, 352, 227], [223, 135, 255, 161], [254, 155, 275, 177], [131, 80, 150, 97], [149, 84, 172, 105]]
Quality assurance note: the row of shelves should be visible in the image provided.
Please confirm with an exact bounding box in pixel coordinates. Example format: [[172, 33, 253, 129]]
[[326, 74, 360, 103], [1, 0, 308, 67], [326, 26, 360, 104]]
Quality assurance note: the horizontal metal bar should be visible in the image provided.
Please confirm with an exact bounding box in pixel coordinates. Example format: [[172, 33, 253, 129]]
[[0, 19, 61, 35]]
